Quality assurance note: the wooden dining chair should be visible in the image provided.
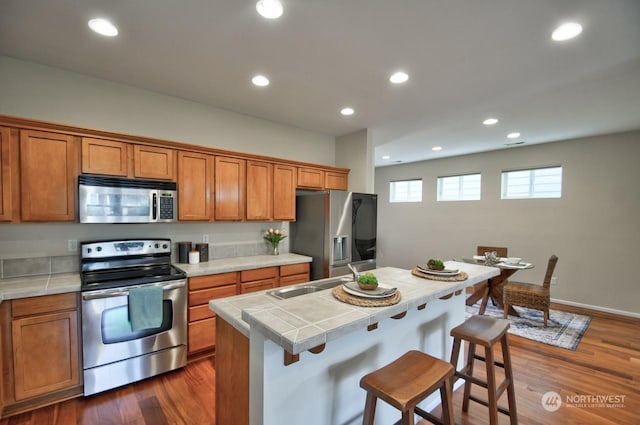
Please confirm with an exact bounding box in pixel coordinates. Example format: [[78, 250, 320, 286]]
[[477, 246, 508, 258], [502, 255, 558, 327]]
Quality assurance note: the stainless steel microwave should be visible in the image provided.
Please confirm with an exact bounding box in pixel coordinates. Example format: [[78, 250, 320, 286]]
[[78, 175, 177, 223]]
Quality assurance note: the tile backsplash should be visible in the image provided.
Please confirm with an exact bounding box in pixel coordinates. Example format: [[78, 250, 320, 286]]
[[1, 255, 78, 279]]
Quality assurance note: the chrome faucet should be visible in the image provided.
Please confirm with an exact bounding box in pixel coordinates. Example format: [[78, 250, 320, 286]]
[[347, 263, 360, 282]]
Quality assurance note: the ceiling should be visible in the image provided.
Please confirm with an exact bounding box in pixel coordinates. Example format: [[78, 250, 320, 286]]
[[1, 0, 639, 166]]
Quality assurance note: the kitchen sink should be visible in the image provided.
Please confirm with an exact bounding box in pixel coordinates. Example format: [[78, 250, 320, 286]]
[[267, 276, 352, 299]]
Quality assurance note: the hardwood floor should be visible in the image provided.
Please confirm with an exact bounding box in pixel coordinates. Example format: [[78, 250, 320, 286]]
[[1, 303, 638, 425]]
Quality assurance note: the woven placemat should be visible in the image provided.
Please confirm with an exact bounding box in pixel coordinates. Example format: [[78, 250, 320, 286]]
[[332, 285, 401, 307], [411, 268, 468, 281]]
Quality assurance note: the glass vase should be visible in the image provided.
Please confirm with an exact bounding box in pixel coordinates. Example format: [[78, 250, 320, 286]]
[[271, 244, 279, 255]]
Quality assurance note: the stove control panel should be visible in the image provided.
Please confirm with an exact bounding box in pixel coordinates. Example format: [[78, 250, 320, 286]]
[[81, 239, 172, 259]]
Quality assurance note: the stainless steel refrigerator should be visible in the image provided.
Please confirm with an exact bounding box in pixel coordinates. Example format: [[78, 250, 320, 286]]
[[291, 190, 377, 280]]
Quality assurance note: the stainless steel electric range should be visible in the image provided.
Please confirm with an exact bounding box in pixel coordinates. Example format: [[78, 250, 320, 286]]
[[80, 239, 187, 396]]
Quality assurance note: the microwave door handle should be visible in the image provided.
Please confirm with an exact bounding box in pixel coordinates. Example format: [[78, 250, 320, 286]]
[[152, 192, 158, 221]]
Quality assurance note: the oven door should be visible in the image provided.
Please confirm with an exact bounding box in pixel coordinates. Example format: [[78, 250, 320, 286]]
[[81, 279, 187, 370]]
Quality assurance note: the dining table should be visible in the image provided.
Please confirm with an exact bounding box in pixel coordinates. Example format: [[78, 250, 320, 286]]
[[462, 257, 534, 316]]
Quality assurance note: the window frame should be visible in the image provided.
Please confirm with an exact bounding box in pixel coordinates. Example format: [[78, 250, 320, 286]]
[[389, 178, 423, 203], [436, 172, 482, 202], [501, 165, 563, 199]]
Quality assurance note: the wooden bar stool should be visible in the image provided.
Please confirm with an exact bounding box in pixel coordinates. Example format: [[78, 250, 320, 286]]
[[359, 350, 455, 425], [450, 315, 517, 425]]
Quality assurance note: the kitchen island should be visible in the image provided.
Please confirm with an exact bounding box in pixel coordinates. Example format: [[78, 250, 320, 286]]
[[209, 262, 498, 425]]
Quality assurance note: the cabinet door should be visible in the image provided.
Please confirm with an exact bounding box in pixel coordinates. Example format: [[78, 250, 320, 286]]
[[273, 164, 296, 221], [12, 310, 80, 400], [81, 137, 129, 176], [246, 160, 273, 221], [134, 145, 176, 180], [188, 318, 216, 354], [178, 151, 214, 221], [20, 130, 78, 222], [215, 156, 246, 221], [297, 167, 324, 189], [325, 171, 348, 190], [0, 126, 12, 221]]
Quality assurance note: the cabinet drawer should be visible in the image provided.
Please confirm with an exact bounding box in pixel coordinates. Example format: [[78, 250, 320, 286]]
[[280, 263, 310, 277], [188, 318, 216, 354], [189, 304, 215, 322], [240, 278, 277, 294], [11, 293, 77, 317], [280, 274, 310, 287], [189, 284, 236, 307], [241, 267, 277, 282], [189, 272, 238, 291]]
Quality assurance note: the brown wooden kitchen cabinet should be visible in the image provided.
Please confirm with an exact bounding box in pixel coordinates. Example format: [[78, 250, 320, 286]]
[[20, 130, 79, 222], [279, 263, 310, 287], [324, 170, 349, 190], [246, 160, 273, 221], [240, 267, 278, 294], [134, 145, 176, 180], [273, 164, 297, 221], [178, 151, 214, 221], [215, 156, 246, 221], [81, 137, 130, 177], [0, 126, 14, 222], [297, 167, 325, 190], [187, 272, 238, 358], [0, 293, 82, 417]]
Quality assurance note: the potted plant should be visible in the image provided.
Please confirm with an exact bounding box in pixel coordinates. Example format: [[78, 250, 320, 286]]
[[357, 272, 379, 290]]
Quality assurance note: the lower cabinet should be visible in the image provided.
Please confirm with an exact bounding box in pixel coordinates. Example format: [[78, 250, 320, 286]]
[[186, 262, 310, 358], [0, 293, 82, 418], [187, 272, 238, 358]]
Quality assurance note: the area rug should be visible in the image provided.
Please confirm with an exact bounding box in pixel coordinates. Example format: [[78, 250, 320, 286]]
[[465, 302, 591, 350]]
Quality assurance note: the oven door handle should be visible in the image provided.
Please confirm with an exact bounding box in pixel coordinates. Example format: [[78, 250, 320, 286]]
[[82, 281, 186, 300]]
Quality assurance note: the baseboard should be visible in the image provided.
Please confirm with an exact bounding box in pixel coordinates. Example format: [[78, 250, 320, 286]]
[[551, 297, 640, 320]]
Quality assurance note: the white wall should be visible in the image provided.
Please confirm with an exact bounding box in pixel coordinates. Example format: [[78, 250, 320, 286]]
[[336, 129, 374, 193], [375, 131, 640, 315], [0, 55, 334, 258]]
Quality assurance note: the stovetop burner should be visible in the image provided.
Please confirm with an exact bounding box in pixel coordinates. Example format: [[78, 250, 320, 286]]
[[80, 238, 186, 291]]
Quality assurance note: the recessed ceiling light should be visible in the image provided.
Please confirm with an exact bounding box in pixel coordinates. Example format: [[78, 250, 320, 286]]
[[505, 141, 526, 146], [483, 118, 499, 126], [432, 146, 443, 151], [507, 132, 521, 139], [382, 155, 391, 160], [256, 0, 283, 19], [340, 107, 355, 116], [251, 75, 270, 87], [88, 18, 118, 37], [552, 22, 583, 41], [389, 71, 409, 84]]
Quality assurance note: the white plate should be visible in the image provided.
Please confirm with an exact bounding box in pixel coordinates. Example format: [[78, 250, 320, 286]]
[[497, 262, 531, 269], [416, 265, 460, 276], [342, 282, 397, 299]]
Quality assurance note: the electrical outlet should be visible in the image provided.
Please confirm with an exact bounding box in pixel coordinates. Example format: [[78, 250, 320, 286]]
[[551, 277, 558, 285], [68, 240, 77, 252], [202, 234, 209, 243]]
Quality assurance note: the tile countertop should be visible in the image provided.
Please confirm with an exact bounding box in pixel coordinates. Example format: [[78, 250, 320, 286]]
[[0, 253, 311, 303], [209, 261, 499, 355]]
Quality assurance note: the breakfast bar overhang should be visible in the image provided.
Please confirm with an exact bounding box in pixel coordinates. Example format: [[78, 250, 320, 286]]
[[210, 263, 499, 425]]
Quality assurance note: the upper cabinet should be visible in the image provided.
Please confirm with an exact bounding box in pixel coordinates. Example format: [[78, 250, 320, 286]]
[[297, 167, 324, 190], [273, 164, 296, 221], [20, 130, 78, 222], [298, 166, 348, 191], [324, 171, 348, 190], [81, 137, 129, 176], [134, 145, 176, 180], [178, 151, 214, 221], [215, 156, 246, 221], [246, 160, 273, 221], [0, 126, 14, 221]]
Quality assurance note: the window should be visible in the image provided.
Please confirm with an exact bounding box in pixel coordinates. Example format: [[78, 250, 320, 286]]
[[389, 179, 422, 203], [501, 166, 562, 199], [437, 173, 481, 201]]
